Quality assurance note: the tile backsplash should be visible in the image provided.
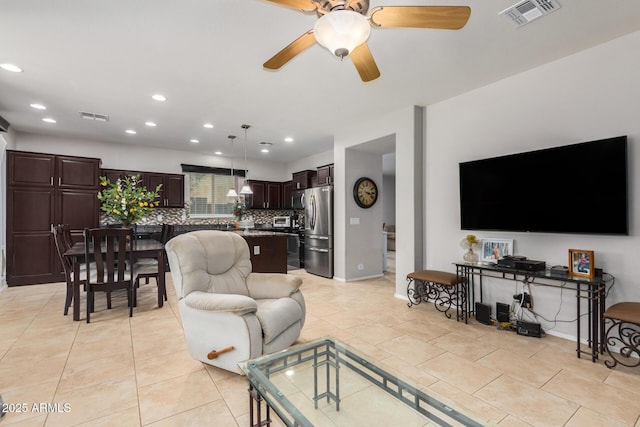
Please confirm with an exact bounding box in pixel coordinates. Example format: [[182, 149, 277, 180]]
[[100, 202, 303, 227]]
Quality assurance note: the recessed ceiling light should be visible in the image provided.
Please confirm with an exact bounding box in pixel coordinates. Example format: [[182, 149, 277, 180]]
[[42, 117, 56, 124], [152, 94, 166, 102], [203, 123, 214, 129], [190, 139, 199, 143], [30, 103, 46, 110], [284, 137, 293, 143], [145, 121, 157, 127], [125, 129, 137, 134], [214, 151, 222, 155], [0, 63, 23, 73]]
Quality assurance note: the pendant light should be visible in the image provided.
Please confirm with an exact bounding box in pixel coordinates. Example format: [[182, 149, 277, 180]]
[[239, 124, 253, 195], [226, 135, 238, 198]]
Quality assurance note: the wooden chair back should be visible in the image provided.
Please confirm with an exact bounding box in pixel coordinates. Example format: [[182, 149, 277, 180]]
[[83, 227, 135, 321]]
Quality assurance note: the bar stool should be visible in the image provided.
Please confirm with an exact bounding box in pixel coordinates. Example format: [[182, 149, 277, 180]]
[[407, 270, 469, 323], [603, 302, 640, 369]]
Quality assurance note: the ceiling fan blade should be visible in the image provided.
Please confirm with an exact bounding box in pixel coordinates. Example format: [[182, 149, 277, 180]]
[[264, 30, 316, 70], [263, 0, 316, 11], [370, 6, 471, 30], [350, 43, 380, 82]]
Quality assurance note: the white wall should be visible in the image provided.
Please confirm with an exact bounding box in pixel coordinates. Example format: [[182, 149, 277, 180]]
[[334, 106, 424, 289], [425, 30, 640, 338], [382, 174, 396, 226], [287, 150, 334, 177]]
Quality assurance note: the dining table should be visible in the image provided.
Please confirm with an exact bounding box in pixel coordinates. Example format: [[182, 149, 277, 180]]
[[63, 239, 166, 321]]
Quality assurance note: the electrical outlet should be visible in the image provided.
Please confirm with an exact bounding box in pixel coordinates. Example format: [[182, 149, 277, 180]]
[[513, 293, 532, 308]]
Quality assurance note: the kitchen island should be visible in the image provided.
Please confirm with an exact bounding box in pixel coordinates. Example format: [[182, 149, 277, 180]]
[[234, 230, 288, 274], [135, 224, 288, 274]]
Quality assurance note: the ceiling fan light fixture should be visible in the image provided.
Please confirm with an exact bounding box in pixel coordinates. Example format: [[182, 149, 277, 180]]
[[313, 10, 371, 58]]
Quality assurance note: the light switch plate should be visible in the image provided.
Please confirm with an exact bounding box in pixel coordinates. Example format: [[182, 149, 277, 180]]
[[253, 246, 260, 255]]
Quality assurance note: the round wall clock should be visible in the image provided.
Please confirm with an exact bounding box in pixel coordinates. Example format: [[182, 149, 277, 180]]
[[353, 177, 378, 208]]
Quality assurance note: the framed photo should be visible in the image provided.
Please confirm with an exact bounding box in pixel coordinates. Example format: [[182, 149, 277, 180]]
[[480, 239, 514, 263], [568, 249, 595, 278]]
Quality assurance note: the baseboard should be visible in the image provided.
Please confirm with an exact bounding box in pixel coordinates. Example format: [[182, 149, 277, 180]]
[[344, 273, 384, 282]]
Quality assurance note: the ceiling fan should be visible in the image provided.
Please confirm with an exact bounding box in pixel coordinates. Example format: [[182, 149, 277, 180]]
[[263, 0, 471, 82]]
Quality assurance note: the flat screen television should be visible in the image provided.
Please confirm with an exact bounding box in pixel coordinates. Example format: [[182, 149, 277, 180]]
[[459, 136, 628, 235]]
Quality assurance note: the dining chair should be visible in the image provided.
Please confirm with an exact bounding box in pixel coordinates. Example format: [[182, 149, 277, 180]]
[[133, 223, 174, 304], [83, 227, 135, 323], [52, 224, 109, 315]]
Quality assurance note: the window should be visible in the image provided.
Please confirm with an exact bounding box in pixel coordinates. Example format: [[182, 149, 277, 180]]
[[189, 172, 237, 217]]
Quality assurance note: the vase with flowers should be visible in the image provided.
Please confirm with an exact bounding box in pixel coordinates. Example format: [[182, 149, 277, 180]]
[[460, 234, 480, 262], [97, 175, 162, 227], [232, 199, 247, 228]]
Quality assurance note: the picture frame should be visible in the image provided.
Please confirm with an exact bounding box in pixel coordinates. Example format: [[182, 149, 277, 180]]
[[480, 239, 514, 263], [568, 249, 595, 278]]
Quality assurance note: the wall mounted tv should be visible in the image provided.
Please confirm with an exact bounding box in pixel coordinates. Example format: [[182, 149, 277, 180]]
[[459, 136, 628, 235]]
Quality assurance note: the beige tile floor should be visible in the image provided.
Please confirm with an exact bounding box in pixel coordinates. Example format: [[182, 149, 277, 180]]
[[0, 263, 639, 426]]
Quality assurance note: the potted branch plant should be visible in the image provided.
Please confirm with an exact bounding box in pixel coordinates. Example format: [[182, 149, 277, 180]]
[[97, 175, 162, 227]]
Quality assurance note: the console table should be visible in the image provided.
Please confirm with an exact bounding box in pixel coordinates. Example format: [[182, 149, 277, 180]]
[[455, 262, 608, 362]]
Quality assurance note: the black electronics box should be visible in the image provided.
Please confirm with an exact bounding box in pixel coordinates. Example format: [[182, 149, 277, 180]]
[[497, 255, 526, 269], [515, 259, 546, 271], [516, 320, 542, 338], [550, 265, 569, 275], [496, 302, 510, 323], [475, 302, 491, 325]]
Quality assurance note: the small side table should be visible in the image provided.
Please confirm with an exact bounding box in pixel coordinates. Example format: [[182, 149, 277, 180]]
[[406, 270, 469, 323]]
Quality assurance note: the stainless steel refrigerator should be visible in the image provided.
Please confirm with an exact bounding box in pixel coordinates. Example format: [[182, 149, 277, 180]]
[[304, 186, 333, 278]]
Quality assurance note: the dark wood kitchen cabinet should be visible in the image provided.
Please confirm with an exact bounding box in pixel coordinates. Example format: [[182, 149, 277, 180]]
[[245, 180, 282, 209], [292, 170, 316, 190], [316, 164, 334, 186], [7, 151, 101, 285], [101, 168, 141, 185], [146, 173, 184, 207], [100, 169, 184, 208], [282, 181, 293, 209]]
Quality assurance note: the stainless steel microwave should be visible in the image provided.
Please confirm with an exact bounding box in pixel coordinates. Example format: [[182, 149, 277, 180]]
[[272, 216, 291, 227]]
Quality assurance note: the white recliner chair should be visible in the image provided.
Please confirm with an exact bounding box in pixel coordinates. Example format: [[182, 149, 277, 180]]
[[165, 230, 305, 373]]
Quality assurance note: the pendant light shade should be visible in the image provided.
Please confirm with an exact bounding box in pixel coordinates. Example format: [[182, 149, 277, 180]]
[[226, 135, 238, 198], [313, 10, 371, 58], [239, 124, 253, 195]]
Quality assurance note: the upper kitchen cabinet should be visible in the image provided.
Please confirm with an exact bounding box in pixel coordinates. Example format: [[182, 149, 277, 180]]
[[56, 155, 101, 188], [101, 169, 184, 208], [316, 164, 334, 186], [101, 168, 143, 185], [145, 173, 184, 208], [8, 151, 55, 187], [7, 150, 101, 286], [292, 170, 316, 190], [282, 181, 293, 209], [245, 180, 282, 209]]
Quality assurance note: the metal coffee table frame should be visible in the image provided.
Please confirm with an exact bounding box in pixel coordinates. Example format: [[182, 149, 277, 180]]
[[239, 337, 482, 427]]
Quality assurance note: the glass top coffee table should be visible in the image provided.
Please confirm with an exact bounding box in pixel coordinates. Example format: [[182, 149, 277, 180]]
[[239, 337, 482, 427]]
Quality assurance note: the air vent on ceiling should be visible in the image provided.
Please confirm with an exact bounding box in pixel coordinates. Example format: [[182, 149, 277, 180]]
[[499, 0, 561, 28], [79, 111, 110, 122]]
